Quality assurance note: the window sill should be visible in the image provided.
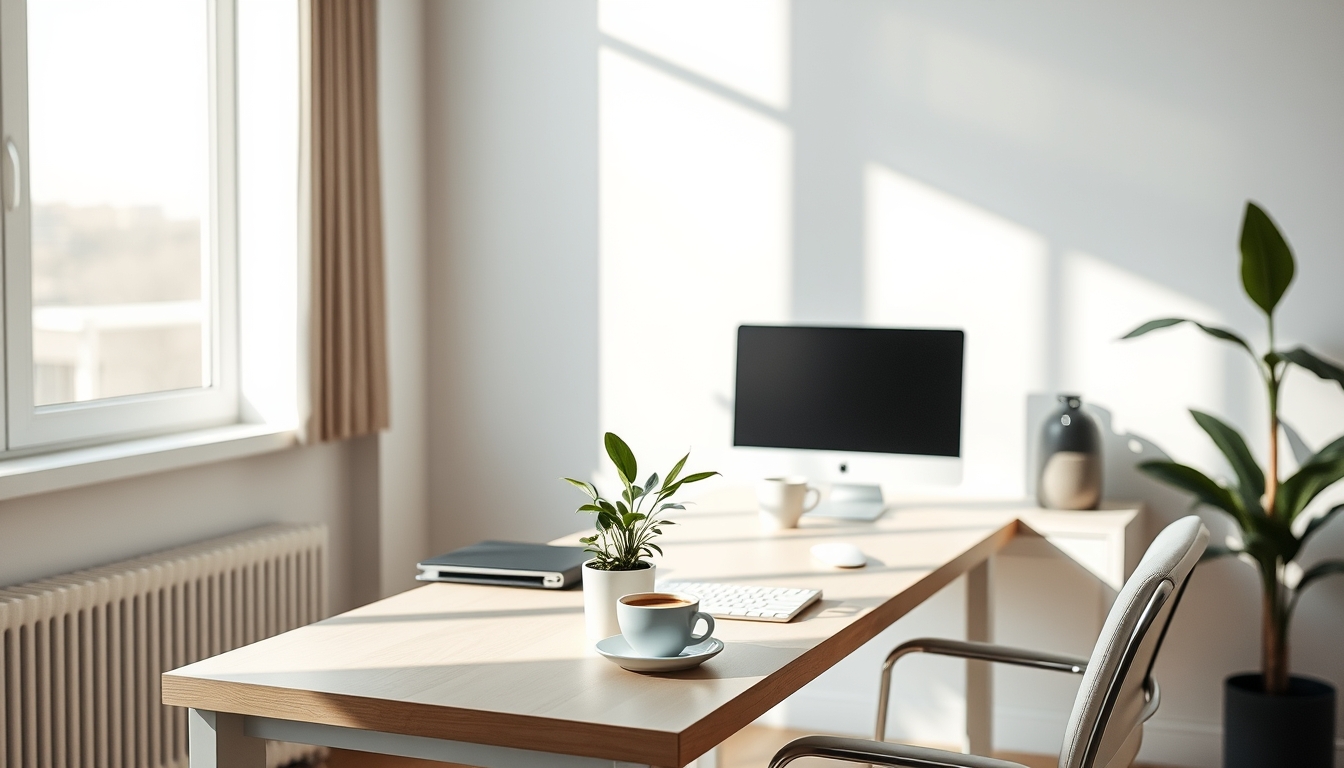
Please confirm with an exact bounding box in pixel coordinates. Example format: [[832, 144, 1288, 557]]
[[0, 423, 299, 502]]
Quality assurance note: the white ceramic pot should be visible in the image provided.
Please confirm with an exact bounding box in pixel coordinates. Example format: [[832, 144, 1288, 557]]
[[582, 560, 655, 640]]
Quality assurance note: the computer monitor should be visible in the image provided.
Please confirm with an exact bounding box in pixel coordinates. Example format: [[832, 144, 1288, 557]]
[[732, 325, 965, 518]]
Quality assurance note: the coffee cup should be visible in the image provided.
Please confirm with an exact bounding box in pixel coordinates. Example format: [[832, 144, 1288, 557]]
[[616, 592, 716, 657], [757, 477, 821, 530]]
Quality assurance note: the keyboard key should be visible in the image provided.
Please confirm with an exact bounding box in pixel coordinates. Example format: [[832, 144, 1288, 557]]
[[657, 580, 822, 623]]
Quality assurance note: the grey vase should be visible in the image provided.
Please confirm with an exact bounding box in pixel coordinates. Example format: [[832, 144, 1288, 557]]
[[1037, 394, 1102, 510]]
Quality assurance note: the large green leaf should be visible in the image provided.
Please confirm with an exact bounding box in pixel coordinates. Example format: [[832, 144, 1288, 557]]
[[1139, 460, 1246, 525], [1282, 347, 1344, 392], [1244, 513, 1301, 564], [1121, 318, 1255, 359], [1295, 559, 1344, 594], [604, 432, 638, 485], [1316, 434, 1344, 459], [1275, 452, 1344, 523], [1190, 410, 1264, 514], [1239, 201, 1295, 316]]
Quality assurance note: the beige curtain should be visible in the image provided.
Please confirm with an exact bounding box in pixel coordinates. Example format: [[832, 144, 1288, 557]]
[[305, 0, 389, 442]]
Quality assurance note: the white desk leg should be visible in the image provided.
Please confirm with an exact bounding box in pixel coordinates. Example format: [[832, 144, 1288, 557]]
[[965, 558, 993, 756], [189, 709, 267, 768]]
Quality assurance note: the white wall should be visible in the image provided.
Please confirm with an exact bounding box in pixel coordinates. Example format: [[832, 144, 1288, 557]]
[[423, 1, 1344, 765], [376, 0, 430, 599], [424, 0, 601, 553]]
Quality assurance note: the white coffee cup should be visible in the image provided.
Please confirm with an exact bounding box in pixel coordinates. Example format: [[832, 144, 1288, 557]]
[[757, 476, 821, 530]]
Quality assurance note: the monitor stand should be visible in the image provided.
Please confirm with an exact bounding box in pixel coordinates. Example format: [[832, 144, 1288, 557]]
[[805, 483, 887, 521]]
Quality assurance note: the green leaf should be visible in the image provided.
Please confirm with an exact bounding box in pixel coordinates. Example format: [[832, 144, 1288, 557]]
[[577, 503, 603, 513], [1296, 559, 1344, 595], [1139, 460, 1246, 524], [562, 477, 598, 499], [616, 500, 630, 517], [644, 473, 659, 494], [1121, 317, 1257, 360], [646, 542, 663, 556], [605, 432, 638, 485], [1315, 434, 1344, 459], [1244, 514, 1300, 563], [678, 471, 720, 485], [663, 453, 689, 489], [1282, 347, 1344, 391], [596, 511, 616, 530], [1275, 451, 1344, 523], [1190, 410, 1265, 514], [1301, 504, 1344, 547], [658, 503, 685, 512], [1239, 201, 1295, 316]]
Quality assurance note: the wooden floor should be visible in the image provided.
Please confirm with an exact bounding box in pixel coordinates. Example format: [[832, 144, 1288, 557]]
[[318, 724, 1170, 768]]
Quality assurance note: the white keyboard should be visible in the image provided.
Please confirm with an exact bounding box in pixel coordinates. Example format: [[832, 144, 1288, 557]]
[[657, 580, 822, 623]]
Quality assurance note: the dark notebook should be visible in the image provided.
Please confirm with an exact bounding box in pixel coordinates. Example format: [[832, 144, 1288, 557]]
[[416, 541, 589, 589]]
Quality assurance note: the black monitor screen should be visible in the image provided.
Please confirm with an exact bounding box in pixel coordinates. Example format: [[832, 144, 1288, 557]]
[[733, 325, 964, 457]]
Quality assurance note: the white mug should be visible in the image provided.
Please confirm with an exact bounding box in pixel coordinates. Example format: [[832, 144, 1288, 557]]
[[757, 477, 821, 530]]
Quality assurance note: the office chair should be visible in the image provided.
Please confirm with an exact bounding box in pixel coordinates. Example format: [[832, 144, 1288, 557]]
[[769, 515, 1208, 768]]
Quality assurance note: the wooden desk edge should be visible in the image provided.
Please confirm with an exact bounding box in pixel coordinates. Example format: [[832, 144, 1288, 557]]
[[162, 518, 1023, 768], [161, 674, 682, 766]]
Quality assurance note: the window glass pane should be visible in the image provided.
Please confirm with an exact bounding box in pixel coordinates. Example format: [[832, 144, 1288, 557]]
[[27, 0, 211, 406]]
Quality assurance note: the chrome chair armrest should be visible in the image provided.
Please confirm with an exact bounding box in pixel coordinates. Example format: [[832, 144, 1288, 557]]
[[769, 735, 1030, 768], [877, 638, 1088, 741]]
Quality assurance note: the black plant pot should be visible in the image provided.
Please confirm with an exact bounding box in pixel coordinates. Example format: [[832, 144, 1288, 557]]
[[1224, 673, 1335, 768]]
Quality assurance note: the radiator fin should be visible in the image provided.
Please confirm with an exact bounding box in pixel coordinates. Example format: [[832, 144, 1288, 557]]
[[0, 524, 327, 768]]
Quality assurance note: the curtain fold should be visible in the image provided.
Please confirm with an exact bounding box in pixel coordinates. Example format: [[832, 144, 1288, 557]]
[[306, 0, 389, 442]]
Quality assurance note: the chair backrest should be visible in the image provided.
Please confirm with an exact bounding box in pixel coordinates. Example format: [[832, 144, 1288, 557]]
[[1058, 515, 1207, 768]]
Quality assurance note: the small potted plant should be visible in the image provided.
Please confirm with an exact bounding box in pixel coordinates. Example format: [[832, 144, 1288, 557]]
[[1123, 201, 1344, 768], [564, 432, 718, 641]]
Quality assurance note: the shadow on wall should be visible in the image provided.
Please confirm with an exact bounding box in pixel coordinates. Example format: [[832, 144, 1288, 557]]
[[1025, 394, 1237, 546]]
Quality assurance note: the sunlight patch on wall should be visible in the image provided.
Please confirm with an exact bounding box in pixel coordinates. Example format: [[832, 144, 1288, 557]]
[[877, 12, 1233, 204], [864, 164, 1048, 497], [599, 0, 789, 109], [599, 48, 791, 475], [1060, 251, 1227, 472]]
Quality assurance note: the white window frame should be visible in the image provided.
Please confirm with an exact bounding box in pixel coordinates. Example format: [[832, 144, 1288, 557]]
[[0, 0, 239, 452]]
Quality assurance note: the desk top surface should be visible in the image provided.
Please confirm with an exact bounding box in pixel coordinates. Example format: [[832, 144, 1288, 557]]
[[163, 498, 1044, 767]]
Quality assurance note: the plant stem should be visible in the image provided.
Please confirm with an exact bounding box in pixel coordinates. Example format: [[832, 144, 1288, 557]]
[[1262, 571, 1289, 694], [1265, 314, 1279, 516], [1260, 312, 1290, 694]]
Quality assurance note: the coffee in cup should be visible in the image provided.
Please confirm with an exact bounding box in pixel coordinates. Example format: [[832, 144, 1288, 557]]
[[616, 592, 715, 657], [757, 477, 821, 530]]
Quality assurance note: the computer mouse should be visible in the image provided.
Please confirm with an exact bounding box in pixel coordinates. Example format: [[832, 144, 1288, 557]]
[[810, 542, 867, 568]]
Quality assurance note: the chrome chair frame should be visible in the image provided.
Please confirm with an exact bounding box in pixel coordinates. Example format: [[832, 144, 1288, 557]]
[[770, 577, 1179, 768]]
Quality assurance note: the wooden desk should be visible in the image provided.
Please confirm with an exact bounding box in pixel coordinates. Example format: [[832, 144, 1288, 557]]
[[162, 500, 1131, 768]]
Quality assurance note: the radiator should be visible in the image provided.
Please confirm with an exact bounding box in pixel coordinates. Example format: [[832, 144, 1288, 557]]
[[0, 524, 327, 768]]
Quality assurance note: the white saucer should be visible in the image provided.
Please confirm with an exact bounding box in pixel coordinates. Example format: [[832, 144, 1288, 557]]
[[594, 635, 724, 672]]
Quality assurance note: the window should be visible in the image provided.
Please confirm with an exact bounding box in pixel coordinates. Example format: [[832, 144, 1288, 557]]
[[0, 0, 238, 452]]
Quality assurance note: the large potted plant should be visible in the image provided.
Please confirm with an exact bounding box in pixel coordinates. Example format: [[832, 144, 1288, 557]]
[[564, 432, 717, 640], [1123, 202, 1344, 767]]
